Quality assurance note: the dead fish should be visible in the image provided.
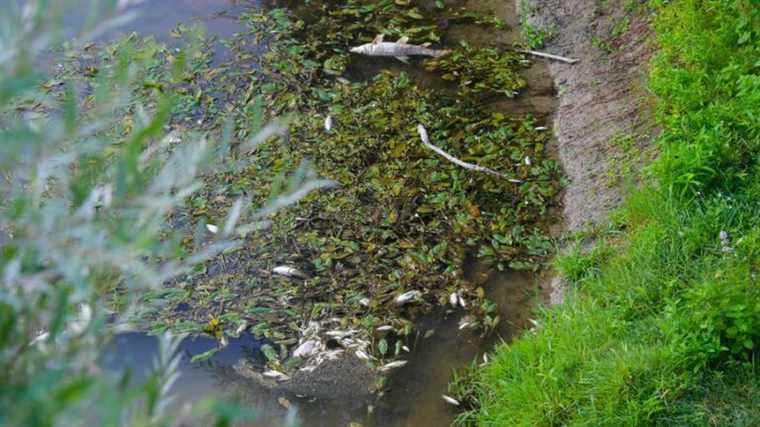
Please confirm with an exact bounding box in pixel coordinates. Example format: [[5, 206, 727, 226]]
[[355, 349, 371, 360], [325, 329, 358, 338], [458, 316, 474, 330], [449, 292, 458, 307], [442, 394, 460, 406], [324, 349, 344, 360], [376, 325, 394, 332], [234, 321, 248, 336], [402, 345, 410, 352], [379, 360, 407, 372], [272, 265, 305, 278], [263, 370, 290, 381], [524, 156, 532, 166], [395, 290, 421, 306], [350, 35, 451, 63], [278, 396, 291, 409], [324, 115, 333, 132], [359, 297, 371, 307], [449, 291, 466, 308], [205, 224, 219, 234], [292, 339, 320, 358]]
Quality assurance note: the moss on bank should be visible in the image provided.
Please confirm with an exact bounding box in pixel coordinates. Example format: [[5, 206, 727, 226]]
[[462, 0, 759, 425]]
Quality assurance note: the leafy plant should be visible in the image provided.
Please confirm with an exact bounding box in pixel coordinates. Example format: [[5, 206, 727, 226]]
[[0, 1, 326, 425]]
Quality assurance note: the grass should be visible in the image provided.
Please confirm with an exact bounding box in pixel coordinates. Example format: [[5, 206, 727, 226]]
[[461, 0, 760, 425], [519, 0, 555, 49]]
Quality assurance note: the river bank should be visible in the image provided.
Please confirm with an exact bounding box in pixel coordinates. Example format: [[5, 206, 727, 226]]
[[464, 0, 760, 424]]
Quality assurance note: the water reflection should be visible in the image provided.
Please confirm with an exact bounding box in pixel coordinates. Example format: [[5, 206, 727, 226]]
[[101, 331, 305, 427]]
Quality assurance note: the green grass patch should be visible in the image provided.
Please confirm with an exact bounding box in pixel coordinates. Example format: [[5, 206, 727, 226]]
[[461, 0, 760, 424]]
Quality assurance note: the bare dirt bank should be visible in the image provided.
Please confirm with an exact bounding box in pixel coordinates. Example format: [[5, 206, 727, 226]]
[[520, 0, 658, 303]]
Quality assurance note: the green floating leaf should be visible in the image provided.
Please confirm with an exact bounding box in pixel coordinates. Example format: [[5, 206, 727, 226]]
[[191, 348, 219, 363]]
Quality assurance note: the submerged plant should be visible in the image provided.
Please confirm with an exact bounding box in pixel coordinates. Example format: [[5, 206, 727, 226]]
[[425, 42, 528, 97]]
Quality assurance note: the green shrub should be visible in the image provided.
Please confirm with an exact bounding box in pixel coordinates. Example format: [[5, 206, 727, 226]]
[[0, 1, 324, 424]]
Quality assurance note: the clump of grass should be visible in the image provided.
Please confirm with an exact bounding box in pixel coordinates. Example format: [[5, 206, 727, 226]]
[[462, 0, 760, 424], [518, 0, 556, 49]]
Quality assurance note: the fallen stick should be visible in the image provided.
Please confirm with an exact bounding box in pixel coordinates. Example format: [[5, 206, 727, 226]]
[[417, 125, 523, 183], [517, 49, 578, 64]]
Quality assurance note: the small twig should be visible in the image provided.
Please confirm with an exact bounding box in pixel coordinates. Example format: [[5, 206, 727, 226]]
[[517, 49, 578, 64], [417, 125, 522, 183]]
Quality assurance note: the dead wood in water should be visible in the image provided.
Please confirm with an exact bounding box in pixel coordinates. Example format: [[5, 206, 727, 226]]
[[517, 49, 579, 64], [417, 125, 523, 183]]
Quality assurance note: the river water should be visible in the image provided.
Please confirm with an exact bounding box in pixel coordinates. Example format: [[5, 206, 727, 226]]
[[5, 0, 557, 425], [102, 267, 538, 427]]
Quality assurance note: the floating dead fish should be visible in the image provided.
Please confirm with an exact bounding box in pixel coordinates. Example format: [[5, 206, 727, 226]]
[[292, 339, 320, 358], [350, 34, 451, 63], [442, 394, 460, 406], [524, 156, 532, 166], [450, 291, 466, 308], [324, 115, 333, 132], [272, 265, 305, 278], [449, 292, 458, 307], [355, 349, 371, 360], [235, 321, 248, 336], [219, 335, 229, 348], [324, 349, 344, 360], [379, 360, 407, 372], [395, 290, 421, 306], [359, 297, 371, 307], [480, 353, 490, 367], [535, 126, 548, 131], [402, 345, 410, 352], [205, 224, 219, 234], [263, 370, 290, 381], [458, 316, 475, 330], [278, 396, 291, 409], [376, 325, 394, 332], [325, 329, 358, 338]]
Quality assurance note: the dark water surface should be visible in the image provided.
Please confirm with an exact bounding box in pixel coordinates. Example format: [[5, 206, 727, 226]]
[[0, 0, 254, 40]]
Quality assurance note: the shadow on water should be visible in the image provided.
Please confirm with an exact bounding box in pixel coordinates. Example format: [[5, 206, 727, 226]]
[[1, 0, 257, 66], [101, 332, 304, 426]]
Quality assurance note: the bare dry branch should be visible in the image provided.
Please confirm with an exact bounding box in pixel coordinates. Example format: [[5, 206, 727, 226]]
[[417, 125, 523, 183]]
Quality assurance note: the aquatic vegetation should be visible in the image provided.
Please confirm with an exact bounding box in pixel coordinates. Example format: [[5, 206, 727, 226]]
[[425, 42, 528, 97], [57, 1, 562, 373]]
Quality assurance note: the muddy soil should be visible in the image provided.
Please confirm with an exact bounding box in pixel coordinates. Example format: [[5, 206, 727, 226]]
[[521, 0, 658, 303]]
